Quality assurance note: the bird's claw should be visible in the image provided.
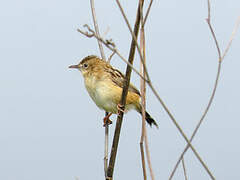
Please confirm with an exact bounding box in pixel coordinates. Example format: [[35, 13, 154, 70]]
[[103, 113, 113, 127], [117, 104, 126, 115]]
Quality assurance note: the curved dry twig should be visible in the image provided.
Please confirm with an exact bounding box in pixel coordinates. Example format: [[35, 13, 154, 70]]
[[169, 1, 240, 179]]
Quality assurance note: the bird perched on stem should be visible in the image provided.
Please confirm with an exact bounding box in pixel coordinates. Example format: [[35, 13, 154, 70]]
[[69, 55, 158, 128]]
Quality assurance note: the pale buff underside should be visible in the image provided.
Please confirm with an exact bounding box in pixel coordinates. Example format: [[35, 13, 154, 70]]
[[84, 74, 140, 114]]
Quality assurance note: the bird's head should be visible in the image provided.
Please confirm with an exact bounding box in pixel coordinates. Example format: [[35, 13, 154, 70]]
[[69, 55, 104, 77]]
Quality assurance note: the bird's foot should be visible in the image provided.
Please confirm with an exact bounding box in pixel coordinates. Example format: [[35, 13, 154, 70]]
[[103, 113, 113, 127], [117, 104, 126, 115]]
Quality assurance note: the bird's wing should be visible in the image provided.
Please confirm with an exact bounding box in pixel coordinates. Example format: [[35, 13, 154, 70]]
[[105, 66, 141, 96]]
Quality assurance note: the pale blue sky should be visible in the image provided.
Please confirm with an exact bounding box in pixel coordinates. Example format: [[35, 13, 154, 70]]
[[0, 0, 240, 179]]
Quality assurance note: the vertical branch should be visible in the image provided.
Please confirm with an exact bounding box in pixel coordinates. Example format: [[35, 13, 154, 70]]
[[90, 0, 106, 60], [182, 157, 188, 180], [139, 0, 155, 180], [106, 1, 142, 179], [89, 0, 108, 177], [139, 0, 147, 179], [140, 137, 147, 180], [140, 142, 147, 180]]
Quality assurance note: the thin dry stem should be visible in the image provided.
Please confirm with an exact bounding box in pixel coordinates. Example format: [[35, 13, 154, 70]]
[[140, 143, 147, 180], [90, 0, 105, 60], [144, 132, 155, 180], [116, 0, 151, 83], [139, 1, 148, 179], [108, 51, 116, 63], [116, 0, 214, 178], [143, 0, 153, 26], [222, 16, 240, 60], [206, 19, 222, 60], [206, 0, 221, 60], [207, 0, 210, 21], [169, 1, 240, 179], [89, 1, 108, 177], [140, 1, 155, 179], [140, 34, 147, 180], [106, 1, 142, 178], [182, 157, 188, 180]]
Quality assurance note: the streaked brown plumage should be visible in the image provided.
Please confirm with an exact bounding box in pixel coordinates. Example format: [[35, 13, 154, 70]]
[[69, 55, 158, 128]]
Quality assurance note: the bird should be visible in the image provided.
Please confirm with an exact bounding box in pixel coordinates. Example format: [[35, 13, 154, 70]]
[[69, 55, 158, 128]]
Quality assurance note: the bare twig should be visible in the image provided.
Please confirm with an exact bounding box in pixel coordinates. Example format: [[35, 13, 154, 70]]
[[116, 0, 215, 178], [169, 1, 240, 179], [207, 0, 210, 22], [182, 158, 188, 180], [140, 1, 148, 179], [140, 0, 155, 179], [90, 0, 105, 60], [116, 0, 151, 84], [140, 128, 147, 180], [77, 26, 94, 37], [108, 51, 116, 63], [140, 143, 147, 180], [143, 0, 153, 26], [89, 1, 108, 177], [222, 16, 240, 60], [106, 1, 142, 179], [206, 18, 222, 59]]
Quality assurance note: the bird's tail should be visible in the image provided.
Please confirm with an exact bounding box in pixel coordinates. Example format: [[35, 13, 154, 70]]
[[136, 105, 158, 128], [145, 111, 158, 128]]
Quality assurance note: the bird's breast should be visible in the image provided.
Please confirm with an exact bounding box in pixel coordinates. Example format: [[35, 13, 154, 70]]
[[84, 77, 119, 113], [83, 75, 139, 114]]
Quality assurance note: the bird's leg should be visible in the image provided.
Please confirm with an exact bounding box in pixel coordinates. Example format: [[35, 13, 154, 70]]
[[103, 113, 113, 127], [117, 104, 126, 115]]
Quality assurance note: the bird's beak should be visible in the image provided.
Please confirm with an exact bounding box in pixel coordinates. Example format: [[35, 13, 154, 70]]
[[69, 64, 79, 69]]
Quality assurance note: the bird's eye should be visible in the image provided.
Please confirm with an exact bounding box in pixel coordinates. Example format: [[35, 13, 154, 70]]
[[83, 63, 88, 68]]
